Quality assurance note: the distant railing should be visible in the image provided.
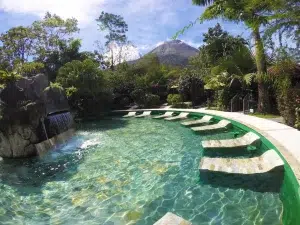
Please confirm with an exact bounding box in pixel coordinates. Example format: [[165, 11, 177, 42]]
[[243, 93, 250, 114], [243, 92, 257, 114], [230, 94, 243, 112]]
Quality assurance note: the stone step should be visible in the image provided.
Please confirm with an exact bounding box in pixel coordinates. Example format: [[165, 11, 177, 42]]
[[199, 150, 284, 174], [135, 111, 152, 118], [154, 212, 192, 225], [123, 111, 136, 117], [191, 120, 231, 132], [165, 112, 189, 121], [152, 111, 174, 119], [181, 115, 213, 127], [202, 132, 260, 149]]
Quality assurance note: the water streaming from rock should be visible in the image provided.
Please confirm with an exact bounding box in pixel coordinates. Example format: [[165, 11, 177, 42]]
[[46, 112, 73, 138]]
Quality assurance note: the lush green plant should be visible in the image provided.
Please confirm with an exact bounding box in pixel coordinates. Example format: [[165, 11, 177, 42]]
[[167, 94, 183, 106], [0, 70, 22, 86], [187, 0, 289, 113], [130, 89, 146, 106], [144, 94, 160, 108], [65, 86, 78, 98], [56, 59, 104, 95]]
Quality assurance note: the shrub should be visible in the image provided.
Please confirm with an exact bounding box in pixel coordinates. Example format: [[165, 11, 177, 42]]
[[167, 94, 183, 105], [144, 94, 160, 108], [277, 88, 300, 126], [130, 89, 146, 105]]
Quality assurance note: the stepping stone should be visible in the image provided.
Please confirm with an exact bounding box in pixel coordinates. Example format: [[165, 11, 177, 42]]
[[192, 120, 231, 132], [202, 132, 260, 149], [199, 149, 284, 174], [135, 111, 152, 118], [165, 112, 189, 121], [152, 111, 174, 119], [181, 115, 213, 127], [123, 111, 137, 117], [154, 212, 192, 225]]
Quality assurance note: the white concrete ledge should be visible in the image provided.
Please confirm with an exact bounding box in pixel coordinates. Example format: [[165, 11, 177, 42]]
[[154, 212, 192, 225], [135, 111, 152, 118], [181, 115, 213, 126], [115, 108, 300, 183], [200, 150, 284, 174], [165, 112, 189, 121], [152, 111, 174, 119], [123, 111, 137, 117], [191, 119, 231, 132], [202, 132, 260, 149]]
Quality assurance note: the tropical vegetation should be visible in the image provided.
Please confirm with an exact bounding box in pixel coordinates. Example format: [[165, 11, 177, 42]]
[[0, 1, 299, 128]]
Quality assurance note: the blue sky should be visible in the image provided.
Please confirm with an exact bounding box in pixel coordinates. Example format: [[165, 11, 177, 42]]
[[0, 0, 251, 55]]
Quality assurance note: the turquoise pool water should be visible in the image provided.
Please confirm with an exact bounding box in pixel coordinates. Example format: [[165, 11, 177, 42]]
[[0, 118, 283, 224]]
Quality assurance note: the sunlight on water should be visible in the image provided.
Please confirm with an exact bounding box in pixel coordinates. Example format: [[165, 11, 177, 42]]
[[0, 118, 282, 225]]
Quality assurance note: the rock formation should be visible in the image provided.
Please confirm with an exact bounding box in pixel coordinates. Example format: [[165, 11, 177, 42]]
[[0, 74, 72, 158]]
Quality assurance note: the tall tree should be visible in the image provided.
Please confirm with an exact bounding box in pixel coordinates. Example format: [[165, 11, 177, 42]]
[[32, 12, 79, 59], [192, 0, 284, 113], [0, 26, 36, 67], [96, 12, 129, 70]]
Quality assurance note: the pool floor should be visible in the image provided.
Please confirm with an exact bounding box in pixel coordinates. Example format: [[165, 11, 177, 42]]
[[0, 118, 283, 224]]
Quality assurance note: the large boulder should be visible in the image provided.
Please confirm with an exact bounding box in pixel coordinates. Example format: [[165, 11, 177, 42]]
[[0, 74, 72, 158], [43, 85, 69, 115]]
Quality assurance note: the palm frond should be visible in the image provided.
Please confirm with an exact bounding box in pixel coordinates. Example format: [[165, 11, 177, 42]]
[[243, 73, 256, 85]]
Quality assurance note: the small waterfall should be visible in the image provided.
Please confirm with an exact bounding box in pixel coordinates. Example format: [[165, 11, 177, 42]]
[[46, 112, 73, 138], [41, 118, 49, 140]]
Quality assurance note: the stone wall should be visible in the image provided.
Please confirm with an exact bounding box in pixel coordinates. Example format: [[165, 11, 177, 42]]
[[0, 74, 72, 158]]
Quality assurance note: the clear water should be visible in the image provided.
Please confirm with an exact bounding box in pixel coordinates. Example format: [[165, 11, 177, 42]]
[[0, 118, 283, 225]]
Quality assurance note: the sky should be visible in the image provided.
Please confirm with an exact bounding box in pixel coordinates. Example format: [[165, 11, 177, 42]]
[[0, 0, 251, 55]]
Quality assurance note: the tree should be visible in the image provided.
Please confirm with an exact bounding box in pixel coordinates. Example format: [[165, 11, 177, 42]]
[[56, 59, 104, 95], [39, 39, 83, 81], [96, 12, 128, 70], [265, 0, 300, 48], [192, 0, 285, 113], [32, 12, 79, 58], [0, 26, 36, 67]]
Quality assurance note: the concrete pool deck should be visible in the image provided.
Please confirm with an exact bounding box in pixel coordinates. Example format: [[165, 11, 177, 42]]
[[115, 108, 300, 184]]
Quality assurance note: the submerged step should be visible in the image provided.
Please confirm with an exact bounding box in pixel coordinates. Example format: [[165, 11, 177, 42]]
[[181, 115, 213, 127], [199, 150, 284, 174], [192, 120, 231, 132], [165, 112, 189, 121], [152, 111, 174, 119], [202, 132, 261, 149], [123, 111, 137, 117], [135, 111, 152, 118], [154, 212, 192, 225]]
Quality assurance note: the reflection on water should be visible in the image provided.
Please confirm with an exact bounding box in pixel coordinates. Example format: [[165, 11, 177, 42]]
[[0, 118, 283, 225]]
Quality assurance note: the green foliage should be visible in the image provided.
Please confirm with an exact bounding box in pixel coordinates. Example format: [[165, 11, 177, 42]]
[[0, 26, 36, 66], [57, 59, 104, 95], [131, 89, 146, 106], [144, 94, 160, 108], [0, 70, 22, 86], [187, 0, 289, 113], [96, 11, 128, 46], [32, 12, 79, 55], [15, 62, 45, 77], [167, 94, 183, 105], [65, 86, 78, 98]]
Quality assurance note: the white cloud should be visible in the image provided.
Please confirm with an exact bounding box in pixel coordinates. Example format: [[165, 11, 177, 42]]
[[104, 42, 140, 64], [0, 0, 106, 26]]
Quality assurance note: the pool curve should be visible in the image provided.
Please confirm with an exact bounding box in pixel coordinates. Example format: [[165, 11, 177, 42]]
[[113, 109, 300, 225]]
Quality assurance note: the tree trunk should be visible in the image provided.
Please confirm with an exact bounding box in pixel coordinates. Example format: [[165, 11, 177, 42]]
[[253, 26, 271, 113]]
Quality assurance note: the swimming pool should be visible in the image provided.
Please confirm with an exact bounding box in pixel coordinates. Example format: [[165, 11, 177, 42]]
[[0, 117, 283, 224]]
